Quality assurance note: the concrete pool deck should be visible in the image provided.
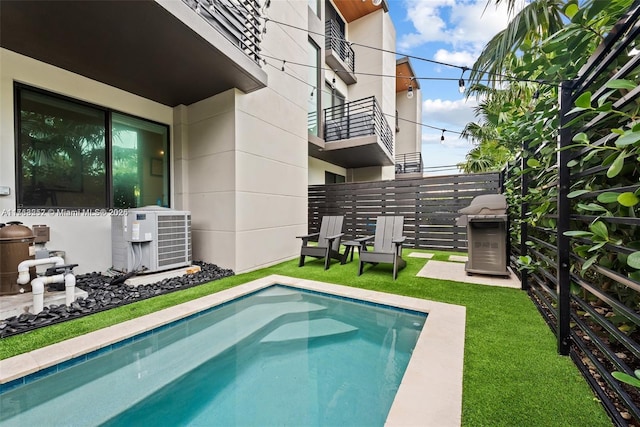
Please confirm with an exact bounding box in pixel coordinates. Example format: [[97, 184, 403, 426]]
[[0, 274, 466, 427]]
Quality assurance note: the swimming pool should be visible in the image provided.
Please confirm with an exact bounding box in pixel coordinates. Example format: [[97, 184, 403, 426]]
[[0, 275, 466, 426]]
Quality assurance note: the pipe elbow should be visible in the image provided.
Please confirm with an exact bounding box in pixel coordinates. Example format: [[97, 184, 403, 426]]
[[17, 257, 66, 284], [31, 278, 45, 295], [17, 271, 31, 285]]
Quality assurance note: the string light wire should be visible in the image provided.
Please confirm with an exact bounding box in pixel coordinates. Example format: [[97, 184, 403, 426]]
[[264, 17, 558, 87], [265, 58, 468, 136]]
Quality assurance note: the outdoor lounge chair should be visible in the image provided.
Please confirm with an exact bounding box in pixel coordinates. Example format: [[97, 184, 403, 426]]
[[297, 216, 345, 270], [356, 216, 406, 280]]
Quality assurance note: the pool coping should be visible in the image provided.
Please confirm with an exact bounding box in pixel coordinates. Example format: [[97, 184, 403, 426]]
[[0, 275, 466, 426]]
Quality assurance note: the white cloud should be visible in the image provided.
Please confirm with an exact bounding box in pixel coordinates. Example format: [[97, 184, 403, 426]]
[[433, 49, 476, 67], [420, 133, 471, 175], [423, 131, 470, 148], [398, 0, 519, 51], [422, 97, 478, 129]]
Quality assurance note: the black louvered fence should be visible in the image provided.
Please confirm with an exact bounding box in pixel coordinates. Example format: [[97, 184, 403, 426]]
[[501, 3, 640, 425]]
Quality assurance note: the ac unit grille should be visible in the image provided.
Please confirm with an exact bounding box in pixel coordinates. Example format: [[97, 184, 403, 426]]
[[157, 214, 191, 267]]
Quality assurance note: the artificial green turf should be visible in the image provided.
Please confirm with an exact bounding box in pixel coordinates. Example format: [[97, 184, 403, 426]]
[[0, 249, 611, 426]]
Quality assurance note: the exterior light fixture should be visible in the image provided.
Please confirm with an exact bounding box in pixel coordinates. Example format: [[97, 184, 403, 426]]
[[372, 0, 383, 6], [407, 77, 414, 99], [458, 67, 468, 94]]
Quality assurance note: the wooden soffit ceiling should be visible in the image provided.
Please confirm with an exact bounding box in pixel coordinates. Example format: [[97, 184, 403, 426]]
[[332, 0, 388, 23], [396, 57, 419, 92]]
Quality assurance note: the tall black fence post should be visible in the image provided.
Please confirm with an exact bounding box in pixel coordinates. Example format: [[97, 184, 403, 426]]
[[557, 80, 574, 356], [520, 140, 529, 291]]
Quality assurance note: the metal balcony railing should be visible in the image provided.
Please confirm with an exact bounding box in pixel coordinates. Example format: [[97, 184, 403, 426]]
[[185, 0, 263, 65], [395, 152, 423, 174], [324, 96, 393, 155], [325, 19, 355, 73]]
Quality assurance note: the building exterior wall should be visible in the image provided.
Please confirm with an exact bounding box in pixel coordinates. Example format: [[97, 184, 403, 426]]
[[1, 0, 402, 277], [308, 158, 347, 185], [351, 166, 387, 183], [396, 88, 423, 155], [176, 0, 308, 273], [0, 0, 308, 276], [0, 48, 173, 274]]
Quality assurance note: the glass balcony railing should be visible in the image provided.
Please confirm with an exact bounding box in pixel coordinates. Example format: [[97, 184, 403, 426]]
[[185, 0, 263, 65], [324, 96, 393, 155]]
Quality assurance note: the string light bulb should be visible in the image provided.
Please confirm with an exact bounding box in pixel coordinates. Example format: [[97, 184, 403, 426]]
[[372, 0, 383, 6], [195, 1, 202, 14], [458, 67, 468, 94], [441, 129, 445, 141], [281, 60, 286, 72]]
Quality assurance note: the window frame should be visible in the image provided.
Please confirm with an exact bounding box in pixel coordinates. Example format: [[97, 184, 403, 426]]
[[13, 83, 171, 210]]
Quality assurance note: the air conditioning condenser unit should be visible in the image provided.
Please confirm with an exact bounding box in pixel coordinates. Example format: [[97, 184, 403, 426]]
[[112, 207, 192, 274]]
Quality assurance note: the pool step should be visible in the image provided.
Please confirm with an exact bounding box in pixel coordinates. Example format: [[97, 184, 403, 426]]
[[260, 318, 358, 344], [1, 301, 328, 427], [252, 286, 302, 302]]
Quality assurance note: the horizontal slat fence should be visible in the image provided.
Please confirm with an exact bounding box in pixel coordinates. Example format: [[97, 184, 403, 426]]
[[308, 172, 501, 251]]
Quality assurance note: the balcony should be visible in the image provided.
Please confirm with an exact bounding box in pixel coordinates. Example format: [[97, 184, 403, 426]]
[[0, 0, 267, 107], [325, 20, 357, 85], [395, 152, 423, 177], [310, 96, 394, 168]]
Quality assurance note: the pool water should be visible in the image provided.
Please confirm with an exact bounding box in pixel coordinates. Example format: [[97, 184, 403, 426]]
[[1, 285, 426, 426]]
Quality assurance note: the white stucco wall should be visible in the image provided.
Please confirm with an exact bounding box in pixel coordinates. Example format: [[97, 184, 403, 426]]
[[175, 0, 309, 274], [396, 88, 423, 155], [308, 157, 348, 185], [0, 48, 173, 274]]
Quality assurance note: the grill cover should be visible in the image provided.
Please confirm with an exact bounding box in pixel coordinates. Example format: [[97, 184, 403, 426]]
[[458, 194, 509, 276]]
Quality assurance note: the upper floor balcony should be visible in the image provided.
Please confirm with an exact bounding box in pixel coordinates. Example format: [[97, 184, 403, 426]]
[[395, 152, 423, 177], [325, 19, 357, 85], [309, 96, 394, 168], [0, 0, 267, 107]]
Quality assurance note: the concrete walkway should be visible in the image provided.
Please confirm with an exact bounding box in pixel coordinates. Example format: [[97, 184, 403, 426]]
[[409, 252, 521, 289]]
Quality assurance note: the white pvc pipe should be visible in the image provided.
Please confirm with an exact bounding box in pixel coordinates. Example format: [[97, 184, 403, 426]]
[[30, 274, 64, 314], [17, 257, 65, 285], [65, 273, 76, 306]]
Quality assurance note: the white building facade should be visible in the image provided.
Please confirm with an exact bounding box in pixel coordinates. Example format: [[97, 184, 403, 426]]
[[0, 0, 419, 275]]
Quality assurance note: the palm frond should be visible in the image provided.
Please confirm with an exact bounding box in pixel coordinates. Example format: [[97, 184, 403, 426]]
[[469, 0, 565, 88]]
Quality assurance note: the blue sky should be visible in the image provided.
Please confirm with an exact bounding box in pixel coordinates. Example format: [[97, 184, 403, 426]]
[[385, 0, 517, 174]]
